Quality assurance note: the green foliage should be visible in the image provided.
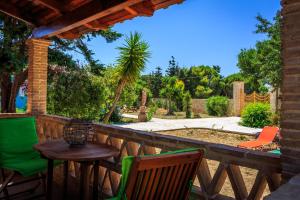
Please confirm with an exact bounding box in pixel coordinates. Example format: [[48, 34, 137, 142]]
[[237, 11, 281, 91], [155, 99, 164, 108], [47, 68, 107, 121], [0, 13, 122, 113], [110, 106, 123, 123], [206, 96, 229, 117], [146, 66, 163, 98], [241, 103, 272, 128], [222, 73, 244, 97], [103, 32, 150, 123], [166, 56, 180, 77], [181, 65, 224, 98], [116, 32, 150, 84], [160, 77, 185, 115], [146, 105, 157, 121], [183, 92, 193, 118], [99, 106, 122, 123]]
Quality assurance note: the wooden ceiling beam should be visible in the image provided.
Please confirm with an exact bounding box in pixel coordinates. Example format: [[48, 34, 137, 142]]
[[124, 6, 138, 16], [84, 22, 108, 31], [32, 0, 145, 38], [0, 1, 35, 26], [33, 0, 65, 13]]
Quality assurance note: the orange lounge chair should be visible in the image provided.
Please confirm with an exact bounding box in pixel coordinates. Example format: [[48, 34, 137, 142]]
[[238, 126, 279, 149]]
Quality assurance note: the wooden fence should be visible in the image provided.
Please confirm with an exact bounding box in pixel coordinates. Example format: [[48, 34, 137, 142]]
[[244, 92, 270, 104]]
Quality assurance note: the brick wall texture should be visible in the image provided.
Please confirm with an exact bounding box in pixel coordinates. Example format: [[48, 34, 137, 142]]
[[26, 39, 51, 115], [280, 0, 300, 181]]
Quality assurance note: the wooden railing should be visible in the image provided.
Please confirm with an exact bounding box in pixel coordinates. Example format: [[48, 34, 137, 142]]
[[33, 114, 282, 200]]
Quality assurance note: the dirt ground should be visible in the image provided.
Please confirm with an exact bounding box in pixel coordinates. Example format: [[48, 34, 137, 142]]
[[157, 129, 271, 199]]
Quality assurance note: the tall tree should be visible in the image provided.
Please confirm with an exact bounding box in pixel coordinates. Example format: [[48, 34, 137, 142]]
[[183, 65, 223, 98], [151, 66, 163, 98], [103, 32, 150, 123], [160, 77, 185, 115], [0, 13, 122, 113], [166, 56, 180, 77], [237, 11, 281, 93]]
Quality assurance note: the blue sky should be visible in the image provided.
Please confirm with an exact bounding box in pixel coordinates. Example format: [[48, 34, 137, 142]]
[[75, 0, 281, 76]]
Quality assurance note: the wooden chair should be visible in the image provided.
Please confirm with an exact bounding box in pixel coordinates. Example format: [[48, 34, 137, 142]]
[[0, 117, 61, 199], [124, 150, 203, 200]]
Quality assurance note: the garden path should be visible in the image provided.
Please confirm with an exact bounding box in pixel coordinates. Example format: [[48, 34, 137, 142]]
[[118, 114, 261, 135]]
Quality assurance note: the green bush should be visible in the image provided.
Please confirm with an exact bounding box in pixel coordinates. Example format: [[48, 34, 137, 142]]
[[241, 103, 272, 128], [99, 106, 122, 123], [146, 105, 157, 121], [206, 96, 229, 116], [155, 99, 163, 108]]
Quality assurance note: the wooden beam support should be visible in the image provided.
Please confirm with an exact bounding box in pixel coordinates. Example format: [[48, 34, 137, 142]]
[[32, 0, 145, 38], [84, 21, 108, 31], [0, 2, 35, 26], [33, 0, 65, 13], [124, 7, 138, 15]]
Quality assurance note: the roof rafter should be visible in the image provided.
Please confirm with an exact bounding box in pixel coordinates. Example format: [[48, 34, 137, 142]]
[[0, 1, 35, 26], [33, 0, 146, 38], [33, 0, 65, 13]]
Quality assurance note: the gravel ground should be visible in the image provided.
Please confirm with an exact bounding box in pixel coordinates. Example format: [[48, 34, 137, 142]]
[[119, 114, 262, 135]]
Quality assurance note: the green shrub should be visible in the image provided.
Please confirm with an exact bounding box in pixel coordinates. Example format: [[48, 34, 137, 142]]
[[110, 106, 123, 122], [99, 106, 122, 123], [146, 105, 157, 121], [241, 103, 272, 128], [206, 96, 229, 116]]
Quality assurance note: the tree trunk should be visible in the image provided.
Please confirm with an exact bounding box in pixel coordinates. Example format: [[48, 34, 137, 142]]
[[103, 80, 126, 124], [0, 73, 11, 113]]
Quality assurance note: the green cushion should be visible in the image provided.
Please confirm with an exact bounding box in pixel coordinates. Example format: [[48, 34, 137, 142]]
[[108, 148, 200, 200], [269, 149, 281, 155], [4, 155, 61, 177], [0, 117, 59, 177]]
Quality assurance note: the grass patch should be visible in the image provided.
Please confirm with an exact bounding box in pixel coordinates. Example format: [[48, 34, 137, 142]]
[[16, 108, 26, 113]]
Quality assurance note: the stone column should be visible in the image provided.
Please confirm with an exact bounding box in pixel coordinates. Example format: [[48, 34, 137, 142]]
[[281, 0, 300, 181], [270, 88, 281, 113], [233, 81, 245, 116], [26, 39, 51, 115]]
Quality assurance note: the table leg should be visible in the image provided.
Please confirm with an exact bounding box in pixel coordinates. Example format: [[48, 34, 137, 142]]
[[80, 162, 89, 200], [93, 161, 99, 200], [47, 159, 54, 200], [63, 161, 69, 199]]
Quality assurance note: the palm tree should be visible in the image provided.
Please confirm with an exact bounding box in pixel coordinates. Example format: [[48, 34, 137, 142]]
[[103, 32, 150, 123]]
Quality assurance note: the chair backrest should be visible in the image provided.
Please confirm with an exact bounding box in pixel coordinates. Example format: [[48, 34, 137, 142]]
[[125, 150, 203, 200], [0, 117, 38, 165], [257, 126, 279, 142]]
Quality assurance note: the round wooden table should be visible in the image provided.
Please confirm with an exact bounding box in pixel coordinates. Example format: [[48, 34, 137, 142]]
[[34, 140, 119, 200]]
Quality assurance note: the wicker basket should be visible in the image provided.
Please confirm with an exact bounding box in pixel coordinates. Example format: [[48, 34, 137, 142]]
[[63, 121, 93, 146]]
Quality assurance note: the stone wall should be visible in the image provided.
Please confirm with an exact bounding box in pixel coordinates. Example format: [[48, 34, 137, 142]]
[[191, 99, 234, 115], [153, 98, 233, 115]]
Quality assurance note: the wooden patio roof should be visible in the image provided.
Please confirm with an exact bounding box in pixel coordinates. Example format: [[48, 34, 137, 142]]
[[0, 0, 182, 39]]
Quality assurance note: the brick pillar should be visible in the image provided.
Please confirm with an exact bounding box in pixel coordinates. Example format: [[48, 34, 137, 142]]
[[281, 0, 300, 181], [233, 81, 245, 116], [26, 39, 51, 115]]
